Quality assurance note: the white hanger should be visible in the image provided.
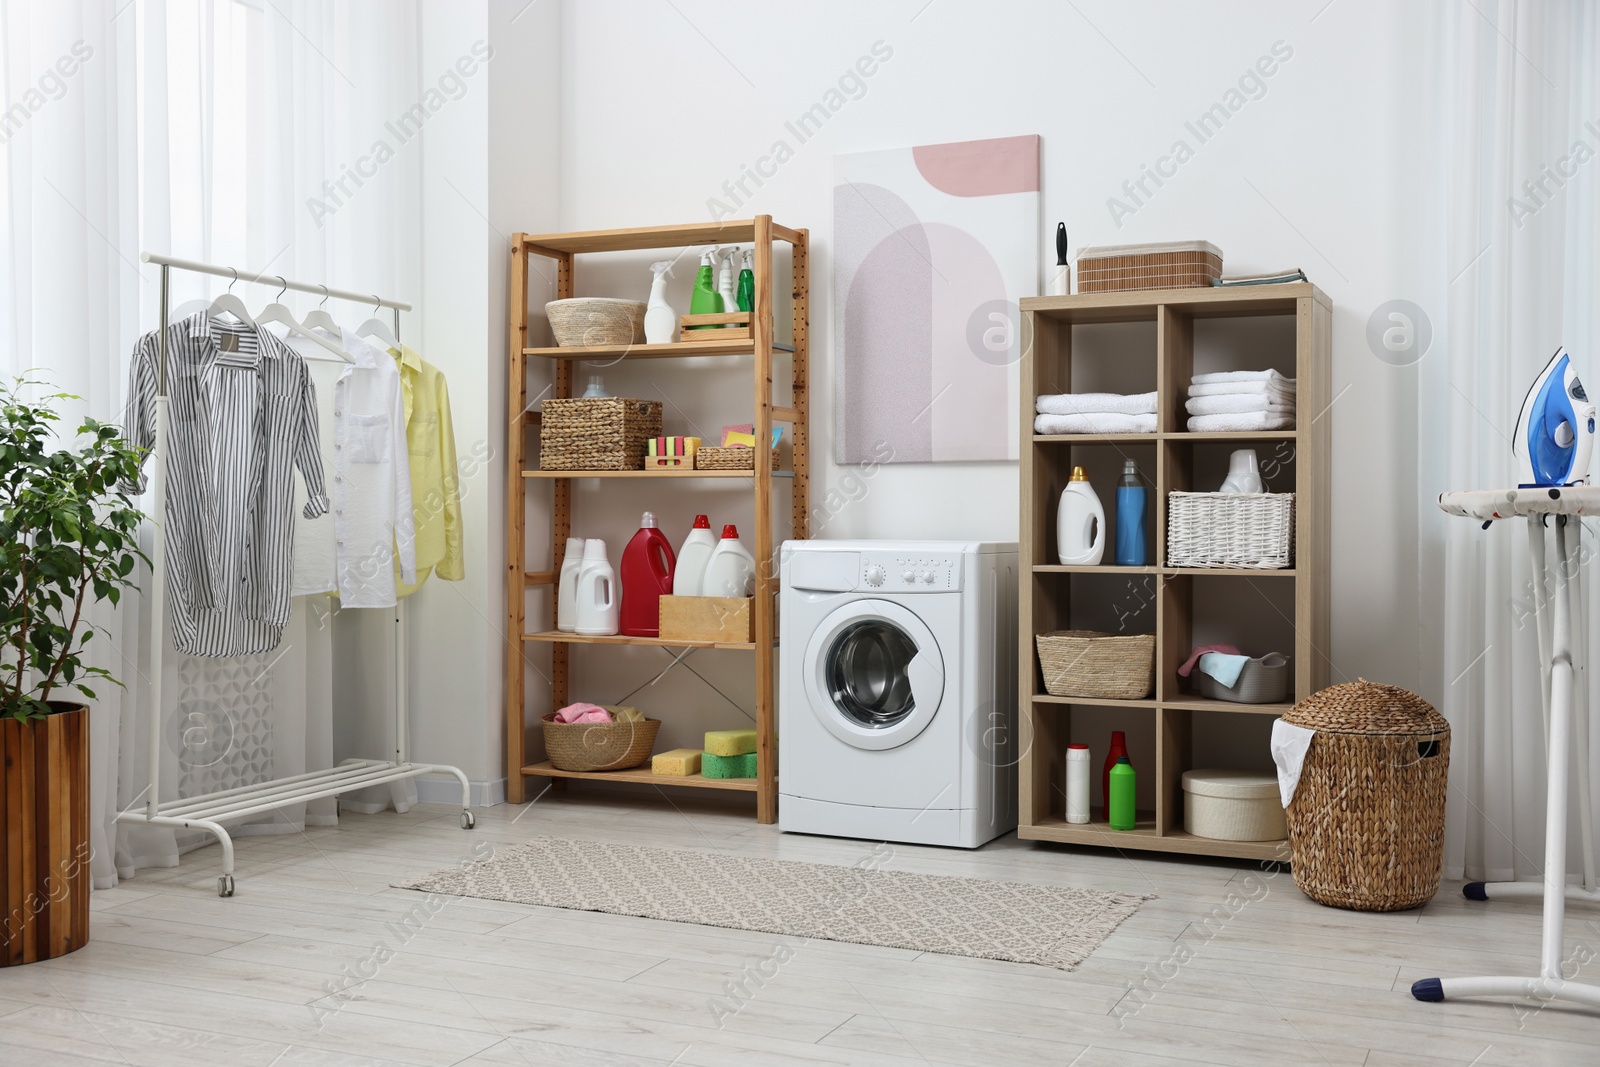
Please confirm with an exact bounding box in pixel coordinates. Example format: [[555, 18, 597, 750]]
[[208, 267, 256, 327], [355, 295, 399, 349], [302, 285, 340, 334], [255, 277, 354, 363]]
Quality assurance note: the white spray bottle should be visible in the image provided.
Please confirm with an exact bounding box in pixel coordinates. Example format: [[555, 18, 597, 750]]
[[644, 261, 676, 344], [718, 248, 740, 327]]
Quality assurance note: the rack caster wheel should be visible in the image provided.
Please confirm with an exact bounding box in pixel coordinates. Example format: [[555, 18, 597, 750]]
[[461, 810, 475, 830], [218, 874, 235, 898]]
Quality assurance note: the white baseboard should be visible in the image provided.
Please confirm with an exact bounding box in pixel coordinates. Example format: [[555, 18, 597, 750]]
[[413, 774, 506, 808]]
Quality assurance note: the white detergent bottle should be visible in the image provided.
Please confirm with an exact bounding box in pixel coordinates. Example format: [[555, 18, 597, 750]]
[[556, 536, 586, 632], [717, 248, 740, 327], [673, 514, 717, 595], [644, 261, 676, 344], [703, 524, 757, 597], [574, 539, 619, 636], [1057, 466, 1106, 565]]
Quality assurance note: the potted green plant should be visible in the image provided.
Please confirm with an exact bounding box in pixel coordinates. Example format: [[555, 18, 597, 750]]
[[0, 378, 144, 966]]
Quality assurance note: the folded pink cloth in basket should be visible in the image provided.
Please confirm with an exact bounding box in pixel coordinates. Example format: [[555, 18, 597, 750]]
[[1177, 643, 1241, 678], [554, 702, 613, 724]]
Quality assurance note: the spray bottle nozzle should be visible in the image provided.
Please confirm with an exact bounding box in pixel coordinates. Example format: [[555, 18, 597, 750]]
[[651, 260, 673, 277]]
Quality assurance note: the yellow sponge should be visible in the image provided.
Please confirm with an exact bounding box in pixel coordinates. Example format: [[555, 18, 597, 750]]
[[652, 748, 701, 776], [704, 729, 757, 757]]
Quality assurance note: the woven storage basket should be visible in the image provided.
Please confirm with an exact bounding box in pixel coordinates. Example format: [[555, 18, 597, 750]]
[[540, 398, 662, 471], [1183, 770, 1287, 842], [695, 446, 780, 471], [545, 298, 646, 347], [1283, 680, 1450, 911], [540, 713, 661, 772], [1036, 631, 1155, 700], [1077, 241, 1223, 293], [1167, 492, 1295, 569]]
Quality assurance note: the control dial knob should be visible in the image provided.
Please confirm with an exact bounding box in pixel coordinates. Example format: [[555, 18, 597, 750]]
[[863, 565, 887, 586]]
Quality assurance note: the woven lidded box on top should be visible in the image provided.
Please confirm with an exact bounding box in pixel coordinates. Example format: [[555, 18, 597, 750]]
[[1283, 680, 1450, 911]]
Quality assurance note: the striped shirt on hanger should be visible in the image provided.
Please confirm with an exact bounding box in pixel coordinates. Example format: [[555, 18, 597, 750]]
[[125, 314, 328, 657]]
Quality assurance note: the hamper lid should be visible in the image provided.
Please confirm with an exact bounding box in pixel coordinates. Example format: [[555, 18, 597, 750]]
[[1078, 240, 1223, 259], [1282, 679, 1449, 736], [1181, 768, 1278, 800]]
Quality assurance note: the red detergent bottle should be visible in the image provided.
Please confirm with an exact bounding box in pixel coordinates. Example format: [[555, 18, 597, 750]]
[[620, 511, 677, 637]]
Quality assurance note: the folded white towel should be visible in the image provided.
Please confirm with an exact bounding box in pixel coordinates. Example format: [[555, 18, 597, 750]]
[[1036, 412, 1157, 435], [1036, 392, 1156, 416], [1188, 379, 1296, 398], [1191, 369, 1295, 386], [1186, 394, 1297, 416], [1186, 412, 1295, 432]]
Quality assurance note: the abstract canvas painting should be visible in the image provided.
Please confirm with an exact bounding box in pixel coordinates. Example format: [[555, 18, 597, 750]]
[[834, 134, 1039, 463]]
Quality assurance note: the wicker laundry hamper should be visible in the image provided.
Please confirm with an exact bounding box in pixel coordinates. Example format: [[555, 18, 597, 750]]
[[1283, 680, 1450, 911]]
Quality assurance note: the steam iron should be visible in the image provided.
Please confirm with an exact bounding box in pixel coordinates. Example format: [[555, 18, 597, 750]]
[[1515, 347, 1595, 487]]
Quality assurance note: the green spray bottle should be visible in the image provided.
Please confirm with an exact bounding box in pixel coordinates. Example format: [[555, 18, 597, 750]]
[[736, 248, 754, 313], [688, 247, 724, 329], [1108, 756, 1136, 830]]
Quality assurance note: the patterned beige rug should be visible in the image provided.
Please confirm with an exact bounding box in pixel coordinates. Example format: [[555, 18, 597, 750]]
[[394, 837, 1149, 970]]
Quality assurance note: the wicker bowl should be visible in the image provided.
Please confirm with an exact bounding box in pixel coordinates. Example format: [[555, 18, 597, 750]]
[[540, 713, 660, 772], [545, 298, 646, 347], [695, 446, 781, 471], [1036, 630, 1155, 700]]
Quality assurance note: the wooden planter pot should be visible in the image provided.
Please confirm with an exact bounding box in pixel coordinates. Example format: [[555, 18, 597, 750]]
[[2, 703, 91, 965]]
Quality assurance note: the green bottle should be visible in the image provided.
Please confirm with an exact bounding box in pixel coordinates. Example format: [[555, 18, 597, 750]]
[[736, 248, 754, 313], [1108, 756, 1136, 830], [688, 248, 724, 329]]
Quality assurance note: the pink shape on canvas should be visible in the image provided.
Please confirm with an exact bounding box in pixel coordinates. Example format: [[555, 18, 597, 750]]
[[911, 135, 1040, 198]]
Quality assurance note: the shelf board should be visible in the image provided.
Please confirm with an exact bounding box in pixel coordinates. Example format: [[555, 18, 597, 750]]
[[1033, 433, 1157, 444], [1020, 816, 1288, 861], [1034, 564, 1158, 574], [524, 468, 792, 479], [523, 338, 794, 359], [1163, 431, 1298, 442], [522, 630, 756, 651], [520, 760, 758, 792], [1159, 697, 1295, 715], [1033, 694, 1158, 709], [1032, 565, 1293, 576], [1162, 567, 1296, 577], [1021, 281, 1327, 321], [521, 220, 801, 255]]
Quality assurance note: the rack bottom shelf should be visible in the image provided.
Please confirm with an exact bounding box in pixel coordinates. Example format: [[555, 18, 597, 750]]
[[1019, 815, 1288, 862], [520, 760, 758, 792]]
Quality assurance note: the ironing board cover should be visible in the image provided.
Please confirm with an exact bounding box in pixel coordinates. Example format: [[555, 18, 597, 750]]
[[1438, 486, 1600, 521]]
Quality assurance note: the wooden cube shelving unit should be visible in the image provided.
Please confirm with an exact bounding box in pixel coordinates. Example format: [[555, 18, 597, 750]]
[[1017, 282, 1331, 861]]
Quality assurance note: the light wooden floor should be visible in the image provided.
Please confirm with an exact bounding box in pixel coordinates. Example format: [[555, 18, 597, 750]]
[[1, 790, 1596, 1066]]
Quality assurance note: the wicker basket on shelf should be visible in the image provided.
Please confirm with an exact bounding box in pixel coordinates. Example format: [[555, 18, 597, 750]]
[[540, 713, 661, 772], [1283, 680, 1450, 911], [1076, 241, 1223, 292], [539, 398, 662, 471], [695, 446, 780, 471], [544, 298, 646, 347], [1167, 492, 1295, 569], [1036, 631, 1155, 700]]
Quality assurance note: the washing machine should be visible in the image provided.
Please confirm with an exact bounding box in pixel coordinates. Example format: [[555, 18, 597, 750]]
[[779, 540, 1018, 848]]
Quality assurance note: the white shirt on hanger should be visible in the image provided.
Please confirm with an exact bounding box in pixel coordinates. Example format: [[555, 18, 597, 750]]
[[274, 325, 418, 607]]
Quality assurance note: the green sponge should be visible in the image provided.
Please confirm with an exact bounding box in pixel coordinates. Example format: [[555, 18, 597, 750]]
[[701, 750, 757, 779], [704, 728, 756, 756]]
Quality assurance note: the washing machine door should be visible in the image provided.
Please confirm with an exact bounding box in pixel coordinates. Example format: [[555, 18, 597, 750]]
[[802, 599, 945, 751]]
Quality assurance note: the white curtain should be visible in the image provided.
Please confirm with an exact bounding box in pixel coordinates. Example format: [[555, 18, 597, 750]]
[[1421, 0, 1600, 881], [2, 0, 422, 888]]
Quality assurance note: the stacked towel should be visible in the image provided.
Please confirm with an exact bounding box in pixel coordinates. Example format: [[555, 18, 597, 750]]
[[1185, 370, 1296, 431], [1035, 392, 1156, 435]]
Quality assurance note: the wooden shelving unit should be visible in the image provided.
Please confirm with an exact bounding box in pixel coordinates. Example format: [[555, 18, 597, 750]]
[[504, 217, 808, 823], [1016, 282, 1331, 862]]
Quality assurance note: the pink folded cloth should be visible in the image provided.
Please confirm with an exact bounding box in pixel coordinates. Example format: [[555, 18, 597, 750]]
[[554, 702, 612, 724], [1177, 643, 1241, 678]]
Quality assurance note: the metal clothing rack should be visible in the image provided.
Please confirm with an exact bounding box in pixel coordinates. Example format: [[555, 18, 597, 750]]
[[117, 252, 474, 898]]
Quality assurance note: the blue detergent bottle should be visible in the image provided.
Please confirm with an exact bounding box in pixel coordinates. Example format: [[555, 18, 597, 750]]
[[1115, 458, 1147, 566]]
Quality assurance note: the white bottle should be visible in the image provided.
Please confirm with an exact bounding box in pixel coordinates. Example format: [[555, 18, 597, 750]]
[[1066, 744, 1091, 824], [644, 261, 676, 344], [1057, 466, 1106, 565], [702, 524, 756, 597], [673, 515, 717, 596], [556, 536, 586, 632], [1218, 448, 1263, 494], [574, 539, 619, 636], [717, 248, 740, 326]]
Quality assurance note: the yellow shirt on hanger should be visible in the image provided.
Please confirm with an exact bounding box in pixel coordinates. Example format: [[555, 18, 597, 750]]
[[390, 344, 464, 596]]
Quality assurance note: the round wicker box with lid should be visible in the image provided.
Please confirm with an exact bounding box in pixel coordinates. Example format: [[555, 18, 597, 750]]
[[1283, 680, 1450, 911]]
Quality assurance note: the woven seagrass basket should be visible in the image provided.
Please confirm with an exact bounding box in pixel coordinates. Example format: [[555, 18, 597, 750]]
[[1035, 631, 1155, 700], [695, 446, 780, 471], [539, 398, 662, 471], [540, 714, 660, 772], [1283, 680, 1450, 911], [544, 298, 646, 347]]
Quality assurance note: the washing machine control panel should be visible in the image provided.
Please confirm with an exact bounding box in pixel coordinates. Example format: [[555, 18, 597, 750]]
[[859, 552, 962, 592]]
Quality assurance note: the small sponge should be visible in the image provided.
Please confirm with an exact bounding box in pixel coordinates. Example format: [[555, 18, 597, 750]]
[[704, 728, 757, 757], [652, 749, 701, 776], [702, 751, 757, 779]]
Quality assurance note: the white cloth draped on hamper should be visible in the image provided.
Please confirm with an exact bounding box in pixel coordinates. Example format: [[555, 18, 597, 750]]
[[1417, 0, 1600, 882]]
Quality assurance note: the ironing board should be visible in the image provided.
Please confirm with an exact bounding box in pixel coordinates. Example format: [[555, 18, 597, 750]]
[[1415, 485, 1600, 1011]]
